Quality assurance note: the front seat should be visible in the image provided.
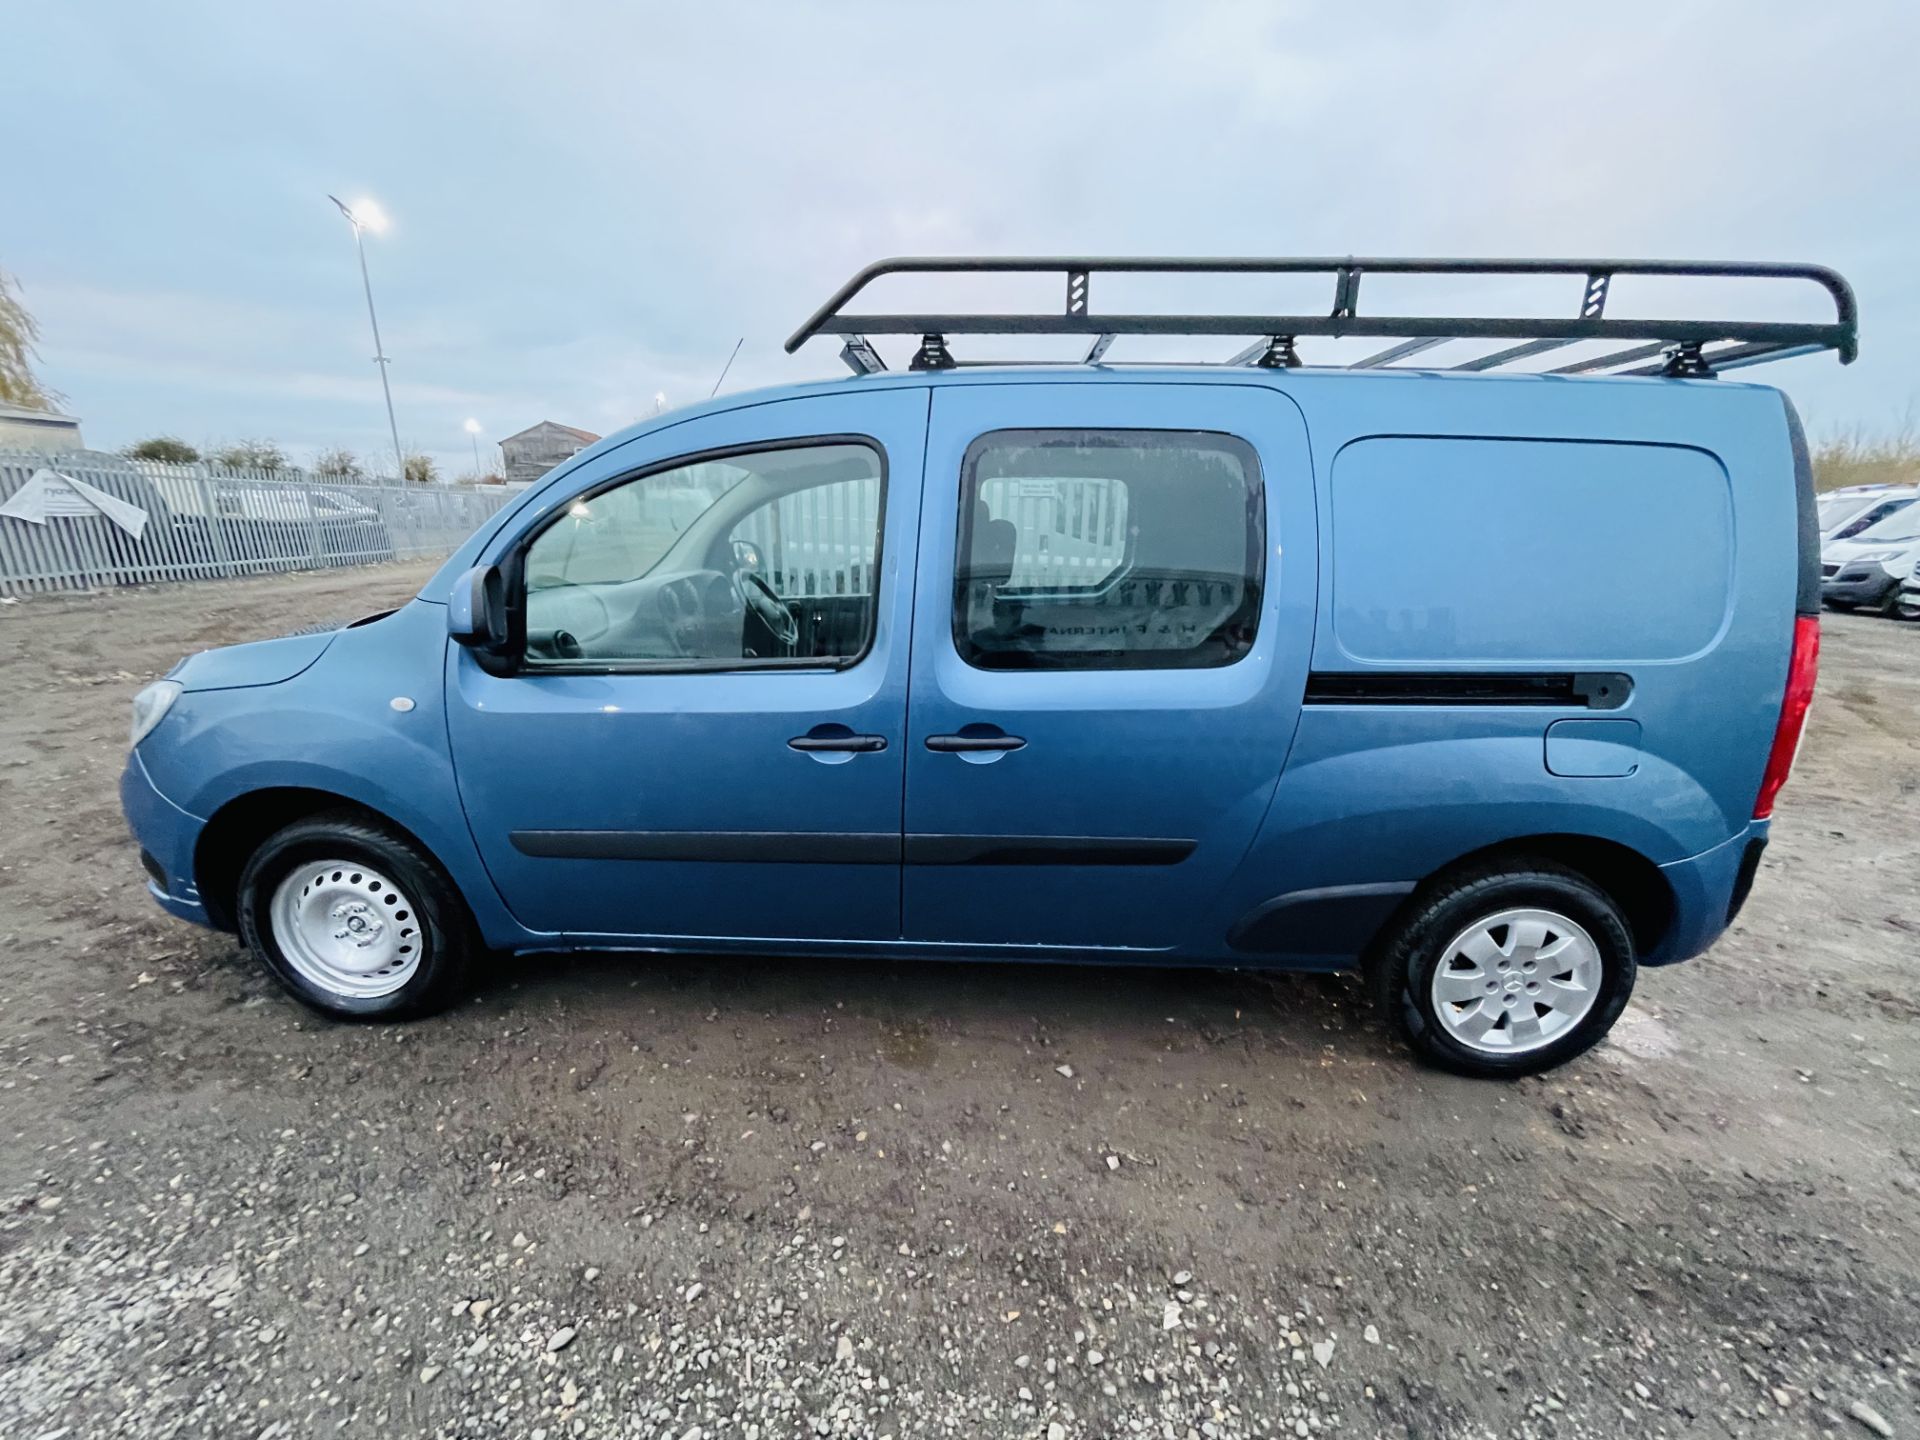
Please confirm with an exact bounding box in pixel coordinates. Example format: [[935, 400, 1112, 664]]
[[964, 499, 1020, 648]]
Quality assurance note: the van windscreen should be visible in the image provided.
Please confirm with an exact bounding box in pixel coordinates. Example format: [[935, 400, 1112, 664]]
[[1853, 500, 1920, 544]]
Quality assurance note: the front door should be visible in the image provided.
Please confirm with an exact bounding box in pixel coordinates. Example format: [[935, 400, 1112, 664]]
[[902, 381, 1315, 951], [445, 388, 926, 941]]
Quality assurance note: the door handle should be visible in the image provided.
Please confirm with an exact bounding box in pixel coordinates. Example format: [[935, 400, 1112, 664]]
[[925, 733, 1027, 753], [788, 733, 888, 753]]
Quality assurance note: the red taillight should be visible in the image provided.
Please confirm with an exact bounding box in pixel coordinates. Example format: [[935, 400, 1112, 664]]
[[1753, 614, 1820, 819]]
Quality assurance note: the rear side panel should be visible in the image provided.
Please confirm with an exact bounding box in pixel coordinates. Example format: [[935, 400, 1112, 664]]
[[1220, 372, 1798, 965]]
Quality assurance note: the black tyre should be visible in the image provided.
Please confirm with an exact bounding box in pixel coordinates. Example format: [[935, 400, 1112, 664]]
[[237, 810, 477, 1020], [1860, 583, 1900, 617], [1369, 860, 1637, 1078]]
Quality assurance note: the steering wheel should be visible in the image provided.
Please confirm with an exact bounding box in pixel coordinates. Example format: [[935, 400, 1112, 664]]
[[735, 569, 799, 650]]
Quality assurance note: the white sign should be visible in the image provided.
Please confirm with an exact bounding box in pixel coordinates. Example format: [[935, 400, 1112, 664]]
[[0, 469, 150, 541]]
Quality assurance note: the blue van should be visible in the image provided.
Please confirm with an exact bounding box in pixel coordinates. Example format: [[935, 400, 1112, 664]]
[[120, 257, 1850, 1076]]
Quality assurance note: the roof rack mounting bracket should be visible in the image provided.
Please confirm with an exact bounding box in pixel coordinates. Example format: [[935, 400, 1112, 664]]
[[838, 336, 886, 376], [1254, 335, 1301, 369], [1659, 340, 1715, 378], [909, 333, 955, 372]]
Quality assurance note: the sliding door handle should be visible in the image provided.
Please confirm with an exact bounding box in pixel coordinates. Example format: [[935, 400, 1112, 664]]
[[789, 733, 888, 753], [925, 733, 1027, 753]]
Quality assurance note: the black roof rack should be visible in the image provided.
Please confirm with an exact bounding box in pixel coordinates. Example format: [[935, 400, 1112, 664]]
[[785, 256, 1858, 379]]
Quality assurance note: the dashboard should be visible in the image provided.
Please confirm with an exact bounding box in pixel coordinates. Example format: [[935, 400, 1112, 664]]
[[524, 568, 746, 663]]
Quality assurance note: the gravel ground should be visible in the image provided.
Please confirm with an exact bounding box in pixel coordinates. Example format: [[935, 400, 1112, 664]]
[[0, 561, 1916, 1440]]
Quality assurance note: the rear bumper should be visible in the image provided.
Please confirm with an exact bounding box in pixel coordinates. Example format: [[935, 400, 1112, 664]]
[[1646, 820, 1770, 966], [120, 750, 214, 928]]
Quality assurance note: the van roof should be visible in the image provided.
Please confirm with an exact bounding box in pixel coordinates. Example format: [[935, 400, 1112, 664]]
[[561, 359, 1799, 491], [428, 354, 1815, 609], [786, 255, 1858, 381]]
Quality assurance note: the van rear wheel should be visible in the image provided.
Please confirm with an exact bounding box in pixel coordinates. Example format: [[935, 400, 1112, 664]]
[[1370, 861, 1636, 1077], [237, 811, 476, 1020]]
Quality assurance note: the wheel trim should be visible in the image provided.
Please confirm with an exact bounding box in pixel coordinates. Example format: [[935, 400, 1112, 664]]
[[269, 859, 423, 1000], [1430, 907, 1604, 1056]]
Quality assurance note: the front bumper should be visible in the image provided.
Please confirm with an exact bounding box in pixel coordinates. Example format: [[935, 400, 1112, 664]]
[[1821, 563, 1898, 607], [120, 749, 213, 927]]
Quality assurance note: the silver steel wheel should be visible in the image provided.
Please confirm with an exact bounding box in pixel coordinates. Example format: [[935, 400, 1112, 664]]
[[1430, 906, 1604, 1056], [269, 859, 422, 1000]]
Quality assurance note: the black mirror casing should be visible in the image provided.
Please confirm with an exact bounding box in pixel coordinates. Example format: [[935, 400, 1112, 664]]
[[447, 564, 509, 652]]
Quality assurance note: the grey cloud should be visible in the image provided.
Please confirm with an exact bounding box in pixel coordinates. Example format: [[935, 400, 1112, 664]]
[[2, 0, 1911, 473]]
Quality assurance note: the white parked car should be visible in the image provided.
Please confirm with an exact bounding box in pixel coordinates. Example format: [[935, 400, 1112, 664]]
[[166, 482, 394, 567], [1821, 502, 1920, 613], [1817, 484, 1915, 542], [1895, 572, 1920, 621]]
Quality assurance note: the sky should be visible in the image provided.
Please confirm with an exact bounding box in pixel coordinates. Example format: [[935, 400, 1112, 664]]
[[3, 1, 1915, 480]]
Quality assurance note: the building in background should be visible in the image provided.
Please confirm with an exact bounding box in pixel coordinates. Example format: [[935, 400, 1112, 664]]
[[499, 421, 600, 485], [0, 402, 85, 453]]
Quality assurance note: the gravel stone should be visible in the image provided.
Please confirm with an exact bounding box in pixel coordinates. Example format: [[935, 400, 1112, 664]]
[[1, 570, 1915, 1440]]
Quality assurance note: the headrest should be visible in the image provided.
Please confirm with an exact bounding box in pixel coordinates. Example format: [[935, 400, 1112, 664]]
[[971, 501, 1017, 586]]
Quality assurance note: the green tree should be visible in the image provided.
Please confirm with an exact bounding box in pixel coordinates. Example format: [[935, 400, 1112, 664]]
[[213, 439, 288, 474], [313, 446, 364, 479], [127, 436, 200, 464], [0, 267, 63, 411], [402, 450, 439, 485]]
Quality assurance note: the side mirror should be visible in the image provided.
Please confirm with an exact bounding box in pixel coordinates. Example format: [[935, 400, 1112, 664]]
[[448, 564, 508, 652]]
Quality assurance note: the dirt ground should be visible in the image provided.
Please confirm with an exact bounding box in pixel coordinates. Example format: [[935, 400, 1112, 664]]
[[0, 562, 1915, 1440]]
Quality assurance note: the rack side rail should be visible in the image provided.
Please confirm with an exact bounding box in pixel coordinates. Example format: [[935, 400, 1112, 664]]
[[784, 256, 1857, 377]]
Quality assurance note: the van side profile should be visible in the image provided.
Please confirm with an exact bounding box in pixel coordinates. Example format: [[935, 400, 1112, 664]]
[[121, 257, 1851, 1075]]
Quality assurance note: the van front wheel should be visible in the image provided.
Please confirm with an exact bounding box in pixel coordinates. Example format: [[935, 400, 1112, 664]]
[[1370, 862, 1636, 1077], [237, 812, 476, 1020]]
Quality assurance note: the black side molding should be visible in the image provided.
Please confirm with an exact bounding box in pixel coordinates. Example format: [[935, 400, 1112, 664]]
[[511, 831, 1197, 867], [1303, 671, 1631, 709], [511, 831, 900, 865], [904, 835, 1195, 866], [1227, 881, 1416, 957]]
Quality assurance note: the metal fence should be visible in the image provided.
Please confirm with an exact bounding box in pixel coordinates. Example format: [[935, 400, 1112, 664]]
[[734, 474, 883, 599], [0, 450, 516, 597], [979, 474, 1130, 588]]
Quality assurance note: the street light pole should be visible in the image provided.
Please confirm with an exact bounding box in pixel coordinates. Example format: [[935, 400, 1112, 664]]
[[329, 195, 405, 481]]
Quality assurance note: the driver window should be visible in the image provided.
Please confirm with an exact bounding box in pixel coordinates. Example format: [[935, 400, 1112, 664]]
[[525, 463, 741, 591], [521, 441, 884, 668]]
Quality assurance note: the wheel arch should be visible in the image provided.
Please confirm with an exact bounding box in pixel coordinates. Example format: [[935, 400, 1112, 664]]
[[195, 787, 447, 933], [1383, 833, 1676, 961]]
